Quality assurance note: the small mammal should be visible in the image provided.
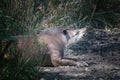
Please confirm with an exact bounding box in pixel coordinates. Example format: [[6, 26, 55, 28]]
[[3, 27, 88, 67]]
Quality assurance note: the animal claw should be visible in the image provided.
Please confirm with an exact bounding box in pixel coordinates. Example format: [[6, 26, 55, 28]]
[[76, 61, 88, 67]]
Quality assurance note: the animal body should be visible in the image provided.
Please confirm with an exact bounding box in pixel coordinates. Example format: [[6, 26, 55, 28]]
[[3, 27, 88, 67]]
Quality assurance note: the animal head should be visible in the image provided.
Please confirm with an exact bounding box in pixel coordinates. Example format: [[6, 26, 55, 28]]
[[63, 27, 87, 46]]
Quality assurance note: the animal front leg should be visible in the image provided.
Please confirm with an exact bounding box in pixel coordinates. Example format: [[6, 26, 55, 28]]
[[53, 58, 88, 67], [51, 58, 78, 66], [59, 58, 78, 66], [51, 53, 88, 66], [63, 58, 88, 66], [50, 52, 78, 66]]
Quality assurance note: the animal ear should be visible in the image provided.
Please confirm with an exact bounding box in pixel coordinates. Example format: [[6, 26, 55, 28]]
[[63, 30, 68, 35]]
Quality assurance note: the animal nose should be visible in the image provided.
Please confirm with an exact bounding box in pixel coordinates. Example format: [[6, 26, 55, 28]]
[[80, 27, 88, 37], [80, 27, 87, 33]]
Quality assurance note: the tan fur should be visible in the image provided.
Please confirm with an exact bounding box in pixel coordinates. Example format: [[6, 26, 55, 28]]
[[5, 27, 87, 66]]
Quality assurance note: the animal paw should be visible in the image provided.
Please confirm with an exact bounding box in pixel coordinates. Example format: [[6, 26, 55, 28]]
[[76, 61, 88, 67]]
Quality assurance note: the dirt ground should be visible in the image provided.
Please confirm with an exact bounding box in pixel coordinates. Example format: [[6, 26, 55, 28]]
[[39, 28, 120, 80]]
